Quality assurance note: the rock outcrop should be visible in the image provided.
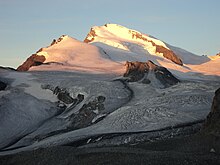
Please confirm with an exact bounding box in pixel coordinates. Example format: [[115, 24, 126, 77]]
[[84, 28, 97, 43], [17, 54, 46, 71], [130, 31, 183, 66], [57, 92, 75, 104], [203, 88, 220, 136], [124, 60, 180, 88], [70, 95, 106, 129]]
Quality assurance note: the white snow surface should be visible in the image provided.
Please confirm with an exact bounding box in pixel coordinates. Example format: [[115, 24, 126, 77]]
[[34, 35, 124, 74]]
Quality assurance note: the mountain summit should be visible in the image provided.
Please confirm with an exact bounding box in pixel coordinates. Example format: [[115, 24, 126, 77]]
[[84, 24, 183, 65]]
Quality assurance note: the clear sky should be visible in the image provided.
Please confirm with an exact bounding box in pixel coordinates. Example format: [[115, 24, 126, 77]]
[[0, 0, 219, 68]]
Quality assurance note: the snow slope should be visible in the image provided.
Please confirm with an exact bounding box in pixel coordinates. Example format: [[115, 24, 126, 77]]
[[0, 70, 59, 149], [85, 24, 170, 53], [32, 35, 124, 74]]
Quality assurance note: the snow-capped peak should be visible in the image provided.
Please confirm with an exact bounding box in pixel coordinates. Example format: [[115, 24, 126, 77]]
[[84, 24, 183, 65], [86, 23, 168, 49]]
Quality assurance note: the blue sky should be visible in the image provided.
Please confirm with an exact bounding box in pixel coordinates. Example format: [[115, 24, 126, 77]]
[[0, 0, 220, 68]]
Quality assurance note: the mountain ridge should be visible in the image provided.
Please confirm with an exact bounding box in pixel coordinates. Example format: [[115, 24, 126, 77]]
[[16, 23, 220, 79], [84, 24, 183, 65]]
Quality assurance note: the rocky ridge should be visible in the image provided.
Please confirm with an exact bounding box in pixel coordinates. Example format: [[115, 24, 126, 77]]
[[17, 54, 46, 71]]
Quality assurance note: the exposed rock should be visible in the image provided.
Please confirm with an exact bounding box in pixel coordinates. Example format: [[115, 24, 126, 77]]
[[124, 60, 180, 88], [84, 28, 97, 43], [155, 66, 180, 87], [65, 94, 85, 111], [69, 96, 106, 129], [77, 94, 85, 102], [203, 88, 220, 136], [97, 96, 106, 103], [49, 35, 67, 46], [0, 81, 7, 90], [142, 78, 151, 84], [57, 91, 76, 104], [52, 86, 75, 104], [124, 61, 148, 82], [130, 31, 183, 66], [50, 39, 56, 46], [41, 85, 84, 106], [155, 44, 183, 65], [17, 35, 70, 71], [36, 48, 43, 53], [53, 86, 62, 95], [17, 54, 46, 71]]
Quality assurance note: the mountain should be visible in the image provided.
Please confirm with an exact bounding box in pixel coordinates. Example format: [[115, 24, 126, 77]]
[[1, 24, 220, 159], [17, 24, 220, 80]]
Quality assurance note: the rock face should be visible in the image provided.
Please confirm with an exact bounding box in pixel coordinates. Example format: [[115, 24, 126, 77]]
[[124, 60, 180, 88], [84, 28, 97, 43], [17, 54, 46, 71], [130, 31, 183, 66], [0, 81, 7, 90], [203, 88, 220, 136], [57, 92, 75, 104]]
